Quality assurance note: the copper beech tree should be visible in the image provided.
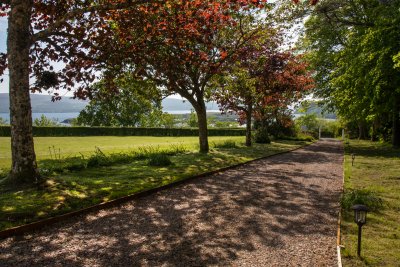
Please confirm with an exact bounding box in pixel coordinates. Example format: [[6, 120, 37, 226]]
[[213, 36, 314, 146], [0, 0, 318, 184]]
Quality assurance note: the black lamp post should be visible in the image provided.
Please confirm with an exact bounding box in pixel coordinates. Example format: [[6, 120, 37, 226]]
[[352, 204, 368, 257], [351, 153, 355, 166]]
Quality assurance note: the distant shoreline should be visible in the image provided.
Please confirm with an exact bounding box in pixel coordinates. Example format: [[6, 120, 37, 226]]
[[0, 110, 225, 124]]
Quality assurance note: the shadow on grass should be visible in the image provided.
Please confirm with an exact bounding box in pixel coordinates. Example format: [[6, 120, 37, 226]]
[[0, 139, 343, 266]]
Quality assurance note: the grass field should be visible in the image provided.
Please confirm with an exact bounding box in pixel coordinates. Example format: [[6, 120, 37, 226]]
[[0, 136, 310, 231], [341, 140, 400, 266], [0, 136, 245, 170]]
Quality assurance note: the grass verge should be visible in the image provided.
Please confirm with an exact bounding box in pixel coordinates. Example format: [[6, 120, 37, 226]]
[[0, 138, 309, 232], [341, 140, 400, 266]]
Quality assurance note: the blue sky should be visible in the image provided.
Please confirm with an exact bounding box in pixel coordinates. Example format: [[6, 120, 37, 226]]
[[0, 17, 8, 94]]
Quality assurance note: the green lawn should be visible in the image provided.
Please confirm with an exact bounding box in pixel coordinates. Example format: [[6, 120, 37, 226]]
[[341, 140, 400, 266], [0, 136, 309, 231], [0, 136, 246, 170]]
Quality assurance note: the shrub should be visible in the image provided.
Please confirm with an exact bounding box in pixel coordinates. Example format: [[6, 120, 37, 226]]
[[87, 147, 111, 167], [341, 189, 384, 211], [147, 154, 172, 166], [254, 127, 271, 144], [39, 156, 87, 175], [212, 140, 237, 148]]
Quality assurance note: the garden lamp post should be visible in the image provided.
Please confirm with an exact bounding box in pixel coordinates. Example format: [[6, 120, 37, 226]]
[[352, 204, 368, 257], [351, 154, 355, 166]]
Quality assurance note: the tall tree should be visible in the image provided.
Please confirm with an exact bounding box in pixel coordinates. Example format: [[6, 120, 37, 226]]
[[105, 0, 268, 152], [213, 40, 313, 145], [300, 0, 400, 146], [77, 75, 163, 127]]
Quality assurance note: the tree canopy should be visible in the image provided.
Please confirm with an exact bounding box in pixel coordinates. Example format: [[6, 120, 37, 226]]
[[301, 0, 400, 145]]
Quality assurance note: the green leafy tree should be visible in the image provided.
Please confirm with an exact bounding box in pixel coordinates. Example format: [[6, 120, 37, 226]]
[[33, 115, 59, 127], [77, 75, 163, 127], [159, 113, 176, 129], [0, 117, 9, 125], [301, 0, 400, 146]]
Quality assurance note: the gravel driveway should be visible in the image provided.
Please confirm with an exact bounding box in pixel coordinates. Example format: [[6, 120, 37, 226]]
[[0, 139, 343, 267]]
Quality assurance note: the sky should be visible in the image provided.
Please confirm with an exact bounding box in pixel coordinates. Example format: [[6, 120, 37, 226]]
[[0, 17, 8, 94]]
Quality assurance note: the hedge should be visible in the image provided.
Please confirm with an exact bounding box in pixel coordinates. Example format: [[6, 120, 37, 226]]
[[0, 126, 246, 137]]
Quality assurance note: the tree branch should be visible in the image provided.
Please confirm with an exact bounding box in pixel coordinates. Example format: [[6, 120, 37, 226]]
[[32, 0, 162, 42]]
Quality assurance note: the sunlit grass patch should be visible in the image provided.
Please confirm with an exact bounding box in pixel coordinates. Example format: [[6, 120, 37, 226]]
[[341, 140, 400, 267]]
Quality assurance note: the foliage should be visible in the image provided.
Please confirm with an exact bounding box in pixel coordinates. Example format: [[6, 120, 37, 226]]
[[39, 144, 189, 174], [212, 28, 314, 146], [147, 154, 173, 167], [341, 189, 384, 212], [212, 140, 237, 149], [77, 75, 163, 127], [188, 110, 198, 128], [254, 127, 271, 144], [295, 114, 319, 134], [33, 115, 59, 127], [159, 113, 176, 128], [301, 0, 400, 146], [0, 117, 8, 125]]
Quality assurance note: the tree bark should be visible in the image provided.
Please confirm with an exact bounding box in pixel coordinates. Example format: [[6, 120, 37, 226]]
[[245, 101, 252, 147], [392, 98, 400, 148], [195, 101, 209, 153], [7, 0, 40, 183], [358, 121, 366, 140]]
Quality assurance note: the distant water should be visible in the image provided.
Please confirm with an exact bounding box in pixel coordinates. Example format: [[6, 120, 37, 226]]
[[0, 113, 80, 123], [0, 110, 223, 124]]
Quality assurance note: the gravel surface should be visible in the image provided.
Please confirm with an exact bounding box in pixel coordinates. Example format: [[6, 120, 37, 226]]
[[0, 139, 343, 267]]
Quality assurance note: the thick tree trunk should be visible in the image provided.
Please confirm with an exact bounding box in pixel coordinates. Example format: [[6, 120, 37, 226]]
[[195, 103, 209, 153], [358, 121, 366, 140], [245, 101, 252, 147], [7, 0, 40, 183], [392, 99, 400, 148]]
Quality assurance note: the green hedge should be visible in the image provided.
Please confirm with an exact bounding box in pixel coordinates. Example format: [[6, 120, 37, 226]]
[[0, 126, 246, 137]]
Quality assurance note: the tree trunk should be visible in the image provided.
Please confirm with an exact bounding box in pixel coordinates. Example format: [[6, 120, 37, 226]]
[[245, 101, 252, 147], [7, 0, 40, 183], [194, 100, 209, 153], [392, 98, 400, 148], [358, 121, 366, 140]]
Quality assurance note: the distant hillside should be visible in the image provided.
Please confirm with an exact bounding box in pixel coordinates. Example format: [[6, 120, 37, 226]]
[[0, 93, 219, 113], [294, 101, 337, 119], [161, 98, 219, 111], [0, 93, 88, 113]]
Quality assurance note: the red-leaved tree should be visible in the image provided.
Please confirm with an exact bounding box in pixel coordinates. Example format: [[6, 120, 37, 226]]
[[213, 35, 314, 145]]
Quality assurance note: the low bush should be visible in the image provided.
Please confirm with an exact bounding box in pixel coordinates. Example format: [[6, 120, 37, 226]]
[[212, 140, 237, 149], [254, 127, 271, 144], [36, 144, 188, 174], [39, 156, 87, 175], [341, 189, 384, 211], [87, 147, 112, 167], [147, 154, 173, 166]]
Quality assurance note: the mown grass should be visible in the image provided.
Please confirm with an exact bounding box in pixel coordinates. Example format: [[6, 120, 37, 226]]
[[341, 140, 400, 266], [0, 137, 309, 231], [0, 136, 245, 169]]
